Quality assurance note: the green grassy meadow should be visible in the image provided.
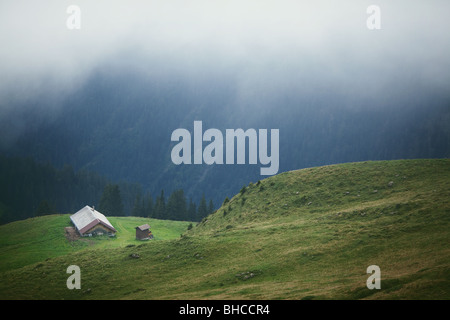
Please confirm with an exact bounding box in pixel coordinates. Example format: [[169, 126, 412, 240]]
[[0, 215, 190, 273], [0, 159, 449, 299]]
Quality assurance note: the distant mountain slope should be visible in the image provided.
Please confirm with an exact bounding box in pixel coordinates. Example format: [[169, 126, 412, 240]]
[[2, 68, 449, 207], [0, 159, 449, 299]]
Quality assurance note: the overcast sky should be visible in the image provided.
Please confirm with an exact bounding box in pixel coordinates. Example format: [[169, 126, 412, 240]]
[[1, 0, 450, 111]]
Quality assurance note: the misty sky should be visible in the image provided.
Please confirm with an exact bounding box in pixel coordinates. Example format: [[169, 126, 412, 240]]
[[1, 0, 450, 112]]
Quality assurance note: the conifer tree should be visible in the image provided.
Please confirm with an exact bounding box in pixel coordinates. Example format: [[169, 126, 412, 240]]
[[98, 184, 124, 216], [35, 200, 56, 216], [144, 192, 154, 218], [208, 199, 214, 215], [154, 189, 166, 219], [187, 198, 197, 221], [166, 189, 187, 221], [131, 193, 145, 217], [197, 194, 208, 221]]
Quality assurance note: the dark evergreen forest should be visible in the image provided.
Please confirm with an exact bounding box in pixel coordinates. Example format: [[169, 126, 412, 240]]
[[0, 155, 214, 224]]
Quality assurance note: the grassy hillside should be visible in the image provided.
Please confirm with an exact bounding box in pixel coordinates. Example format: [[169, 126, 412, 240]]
[[0, 159, 449, 300], [0, 215, 191, 273]]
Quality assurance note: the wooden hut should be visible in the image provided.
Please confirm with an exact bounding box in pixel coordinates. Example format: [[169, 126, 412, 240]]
[[70, 205, 116, 237], [135, 224, 153, 240]]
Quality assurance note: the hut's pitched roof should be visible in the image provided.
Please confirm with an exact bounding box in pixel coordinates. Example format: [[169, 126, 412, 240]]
[[136, 223, 150, 231], [70, 205, 116, 235]]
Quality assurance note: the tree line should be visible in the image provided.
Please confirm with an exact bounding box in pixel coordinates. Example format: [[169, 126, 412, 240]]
[[98, 183, 215, 222], [0, 155, 214, 224]]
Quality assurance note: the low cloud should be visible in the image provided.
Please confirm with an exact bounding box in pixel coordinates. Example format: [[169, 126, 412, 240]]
[[0, 0, 449, 111]]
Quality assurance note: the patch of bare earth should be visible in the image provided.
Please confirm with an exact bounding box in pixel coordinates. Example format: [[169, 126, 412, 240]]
[[64, 227, 80, 241]]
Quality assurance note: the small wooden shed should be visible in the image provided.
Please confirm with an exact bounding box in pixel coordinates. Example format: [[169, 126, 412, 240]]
[[135, 223, 153, 240]]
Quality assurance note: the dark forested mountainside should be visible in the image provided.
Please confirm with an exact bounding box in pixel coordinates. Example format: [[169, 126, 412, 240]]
[[1, 69, 450, 211], [0, 155, 106, 223], [0, 155, 214, 224]]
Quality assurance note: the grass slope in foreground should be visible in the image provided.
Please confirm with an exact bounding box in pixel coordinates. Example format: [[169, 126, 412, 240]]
[[0, 159, 449, 300]]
